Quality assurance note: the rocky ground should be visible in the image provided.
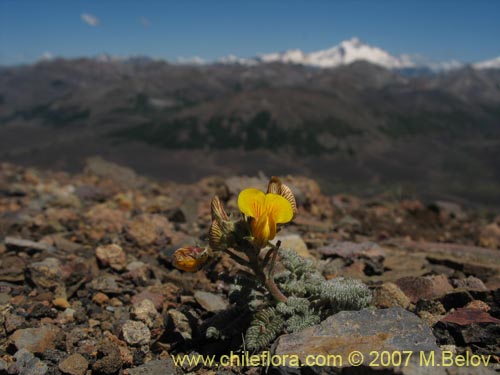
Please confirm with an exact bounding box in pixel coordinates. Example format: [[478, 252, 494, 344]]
[[0, 157, 499, 375]]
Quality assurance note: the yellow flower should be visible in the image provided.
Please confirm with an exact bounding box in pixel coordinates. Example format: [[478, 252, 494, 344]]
[[172, 246, 210, 272], [238, 188, 294, 248]]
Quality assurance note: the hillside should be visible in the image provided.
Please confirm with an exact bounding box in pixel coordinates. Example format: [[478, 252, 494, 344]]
[[1, 58, 500, 205]]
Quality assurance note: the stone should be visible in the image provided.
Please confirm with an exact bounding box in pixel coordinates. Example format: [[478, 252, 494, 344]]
[[431, 200, 466, 221], [92, 339, 123, 374], [84, 204, 128, 239], [440, 308, 500, 325], [275, 307, 439, 368], [465, 300, 491, 312], [124, 359, 177, 375], [58, 353, 88, 375], [131, 290, 165, 310], [194, 291, 229, 312], [453, 276, 487, 291], [272, 234, 313, 259], [96, 244, 127, 271], [396, 276, 434, 303], [11, 349, 48, 375], [387, 240, 500, 279], [479, 222, 500, 249], [4, 236, 56, 252], [89, 275, 122, 294], [92, 292, 110, 305], [0, 255, 26, 282], [131, 299, 159, 328], [372, 282, 410, 309], [126, 214, 172, 246], [168, 310, 192, 340], [428, 274, 454, 298], [318, 241, 385, 275], [53, 297, 70, 309], [29, 257, 63, 289], [0, 358, 6, 372], [4, 312, 27, 333], [11, 325, 61, 353], [122, 320, 151, 346], [85, 156, 143, 189]]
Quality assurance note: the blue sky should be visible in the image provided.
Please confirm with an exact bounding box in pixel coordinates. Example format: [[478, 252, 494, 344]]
[[1, 0, 499, 66]]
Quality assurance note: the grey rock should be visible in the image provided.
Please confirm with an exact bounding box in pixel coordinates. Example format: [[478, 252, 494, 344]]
[[0, 358, 6, 371], [11, 349, 48, 375], [11, 325, 61, 353], [95, 244, 127, 271], [125, 359, 177, 375], [122, 320, 151, 346], [92, 339, 123, 374], [194, 291, 228, 312], [89, 275, 122, 294], [85, 156, 143, 189], [58, 353, 88, 375], [28, 257, 63, 289], [131, 299, 159, 328], [318, 241, 385, 275], [4, 237, 55, 253], [167, 310, 192, 340], [275, 307, 438, 367]]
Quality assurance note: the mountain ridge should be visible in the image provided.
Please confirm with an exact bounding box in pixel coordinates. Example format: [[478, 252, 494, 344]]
[[1, 56, 500, 205]]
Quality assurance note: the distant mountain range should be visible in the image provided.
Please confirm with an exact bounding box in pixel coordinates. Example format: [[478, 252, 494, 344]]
[[0, 52, 500, 205], [28, 37, 500, 72], [205, 37, 500, 72]]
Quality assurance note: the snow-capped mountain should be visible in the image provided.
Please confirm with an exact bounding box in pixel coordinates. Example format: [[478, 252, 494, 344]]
[[217, 37, 499, 72], [473, 56, 500, 70], [257, 38, 415, 69]]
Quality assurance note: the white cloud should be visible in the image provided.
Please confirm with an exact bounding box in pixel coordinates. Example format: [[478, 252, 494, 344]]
[[81, 13, 99, 27], [140, 16, 150, 28]]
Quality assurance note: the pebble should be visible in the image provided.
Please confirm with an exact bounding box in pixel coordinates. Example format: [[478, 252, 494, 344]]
[[89, 275, 122, 294], [11, 349, 48, 375], [272, 234, 314, 259], [58, 353, 88, 375], [453, 276, 487, 291], [131, 290, 165, 310], [465, 300, 491, 312], [428, 274, 454, 298], [122, 320, 151, 346], [92, 339, 123, 374], [396, 276, 434, 303], [194, 291, 228, 312], [124, 359, 177, 375], [53, 297, 70, 309], [131, 299, 159, 328], [96, 244, 127, 271], [4, 312, 27, 333], [11, 325, 61, 353], [92, 292, 110, 305], [168, 310, 192, 340], [479, 222, 500, 249], [125, 214, 172, 246], [28, 257, 63, 289], [372, 282, 410, 309]]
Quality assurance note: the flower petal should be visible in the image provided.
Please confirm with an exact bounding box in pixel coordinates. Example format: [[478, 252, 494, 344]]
[[264, 193, 294, 224], [237, 188, 266, 218]]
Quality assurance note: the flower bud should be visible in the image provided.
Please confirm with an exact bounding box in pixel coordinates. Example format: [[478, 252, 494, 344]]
[[267, 176, 297, 214], [211, 196, 229, 223], [172, 246, 210, 272]]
